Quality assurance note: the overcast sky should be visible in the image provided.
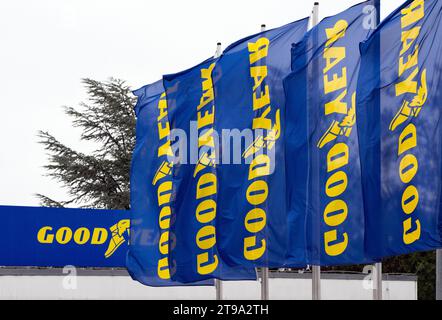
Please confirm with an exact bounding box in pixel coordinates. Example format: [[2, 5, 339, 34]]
[[0, 0, 405, 207]]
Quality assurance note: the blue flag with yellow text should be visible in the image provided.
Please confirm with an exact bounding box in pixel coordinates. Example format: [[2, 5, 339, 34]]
[[357, 0, 442, 258], [127, 80, 213, 286], [212, 18, 308, 268], [163, 58, 257, 283], [284, 1, 376, 266]]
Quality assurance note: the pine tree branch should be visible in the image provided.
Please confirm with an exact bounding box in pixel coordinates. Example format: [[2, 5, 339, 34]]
[[36, 78, 135, 210], [35, 194, 66, 208]]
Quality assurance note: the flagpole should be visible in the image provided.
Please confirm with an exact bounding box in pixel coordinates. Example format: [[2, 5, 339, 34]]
[[312, 2, 319, 27], [437, 250, 442, 300], [311, 1, 321, 301], [261, 268, 269, 300], [215, 42, 222, 58], [373, 262, 382, 300], [259, 22, 270, 301], [372, 0, 383, 301], [215, 278, 223, 300], [214, 41, 223, 301]]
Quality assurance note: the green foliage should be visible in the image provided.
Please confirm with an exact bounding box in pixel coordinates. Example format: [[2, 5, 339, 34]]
[[37, 78, 136, 209], [383, 251, 435, 300]]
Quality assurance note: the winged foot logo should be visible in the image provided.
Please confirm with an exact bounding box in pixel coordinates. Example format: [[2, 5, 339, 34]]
[[37, 219, 130, 259]]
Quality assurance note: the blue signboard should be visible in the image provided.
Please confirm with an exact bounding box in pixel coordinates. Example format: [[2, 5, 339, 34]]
[[0, 205, 129, 267]]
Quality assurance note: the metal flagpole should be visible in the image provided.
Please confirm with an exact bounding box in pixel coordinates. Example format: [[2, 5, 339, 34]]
[[312, 2, 319, 27], [312, 266, 321, 300], [215, 42, 222, 59], [261, 23, 266, 32], [215, 279, 223, 300], [259, 22, 270, 301], [437, 250, 442, 300], [373, 262, 382, 300], [372, 0, 382, 301], [311, 1, 321, 301], [261, 268, 269, 300], [214, 41, 223, 301]]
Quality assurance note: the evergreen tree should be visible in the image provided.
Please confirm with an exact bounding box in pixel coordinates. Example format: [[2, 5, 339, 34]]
[[37, 78, 136, 210]]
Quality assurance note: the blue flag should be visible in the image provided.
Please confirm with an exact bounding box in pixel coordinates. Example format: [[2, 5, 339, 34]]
[[284, 1, 376, 266], [357, 0, 442, 258], [163, 58, 257, 283], [212, 18, 308, 268], [127, 80, 213, 286]]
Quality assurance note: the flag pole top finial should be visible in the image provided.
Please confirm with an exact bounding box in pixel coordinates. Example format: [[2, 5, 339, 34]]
[[215, 42, 222, 58]]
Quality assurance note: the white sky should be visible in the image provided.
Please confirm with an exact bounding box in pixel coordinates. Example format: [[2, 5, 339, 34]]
[[0, 0, 404, 207]]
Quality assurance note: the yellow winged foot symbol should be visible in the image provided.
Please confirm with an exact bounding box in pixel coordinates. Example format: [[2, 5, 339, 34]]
[[317, 92, 356, 149], [389, 70, 428, 131]]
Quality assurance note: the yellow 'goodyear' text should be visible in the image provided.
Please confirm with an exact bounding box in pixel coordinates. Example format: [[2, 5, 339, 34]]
[[152, 92, 176, 279], [194, 63, 219, 275], [318, 19, 356, 257], [243, 37, 281, 261], [390, 0, 427, 245]]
